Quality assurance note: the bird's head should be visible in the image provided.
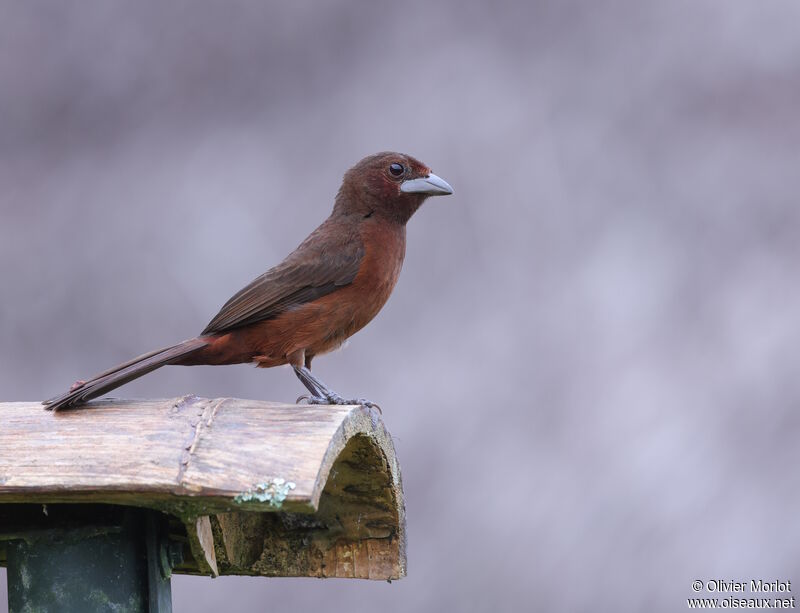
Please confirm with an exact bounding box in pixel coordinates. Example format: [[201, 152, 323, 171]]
[[334, 151, 453, 224]]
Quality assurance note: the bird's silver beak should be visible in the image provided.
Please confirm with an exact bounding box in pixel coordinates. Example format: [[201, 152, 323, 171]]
[[400, 172, 453, 196]]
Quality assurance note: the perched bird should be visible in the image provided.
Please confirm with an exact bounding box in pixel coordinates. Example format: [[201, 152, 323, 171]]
[[44, 152, 453, 411]]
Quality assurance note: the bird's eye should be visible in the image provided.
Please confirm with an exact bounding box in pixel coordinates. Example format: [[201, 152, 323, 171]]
[[389, 163, 405, 177]]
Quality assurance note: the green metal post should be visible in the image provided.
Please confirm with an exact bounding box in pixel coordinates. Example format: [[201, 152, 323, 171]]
[[5, 507, 177, 613]]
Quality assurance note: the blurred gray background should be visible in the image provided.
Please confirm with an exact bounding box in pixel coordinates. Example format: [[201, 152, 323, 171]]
[[2, 1, 799, 611]]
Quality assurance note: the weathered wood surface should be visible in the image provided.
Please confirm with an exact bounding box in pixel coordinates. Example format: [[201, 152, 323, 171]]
[[0, 397, 405, 580]]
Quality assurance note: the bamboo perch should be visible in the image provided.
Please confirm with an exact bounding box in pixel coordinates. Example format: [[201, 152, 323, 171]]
[[0, 397, 405, 581]]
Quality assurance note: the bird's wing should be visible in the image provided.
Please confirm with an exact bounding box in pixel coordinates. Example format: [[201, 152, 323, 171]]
[[201, 224, 364, 335]]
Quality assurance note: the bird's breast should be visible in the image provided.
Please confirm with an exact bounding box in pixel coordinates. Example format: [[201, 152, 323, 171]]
[[309, 220, 406, 346], [246, 220, 407, 365], [346, 219, 407, 328]]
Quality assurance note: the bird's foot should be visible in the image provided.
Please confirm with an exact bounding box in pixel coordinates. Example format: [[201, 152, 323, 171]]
[[296, 393, 381, 413], [69, 380, 86, 392]]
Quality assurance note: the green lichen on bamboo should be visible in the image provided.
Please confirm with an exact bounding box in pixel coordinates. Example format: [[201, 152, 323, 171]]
[[234, 478, 296, 508]]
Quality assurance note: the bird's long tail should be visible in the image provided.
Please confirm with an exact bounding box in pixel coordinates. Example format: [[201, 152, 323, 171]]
[[43, 338, 208, 411]]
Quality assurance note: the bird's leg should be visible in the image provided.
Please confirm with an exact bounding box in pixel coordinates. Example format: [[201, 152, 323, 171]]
[[292, 365, 327, 401], [292, 366, 380, 412]]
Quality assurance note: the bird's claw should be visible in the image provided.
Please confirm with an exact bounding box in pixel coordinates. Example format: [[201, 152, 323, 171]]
[[297, 394, 333, 406], [297, 392, 381, 413], [325, 391, 381, 412], [351, 398, 381, 413]]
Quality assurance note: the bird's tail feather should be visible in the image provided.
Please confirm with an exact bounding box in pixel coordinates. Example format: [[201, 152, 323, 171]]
[[43, 338, 208, 411]]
